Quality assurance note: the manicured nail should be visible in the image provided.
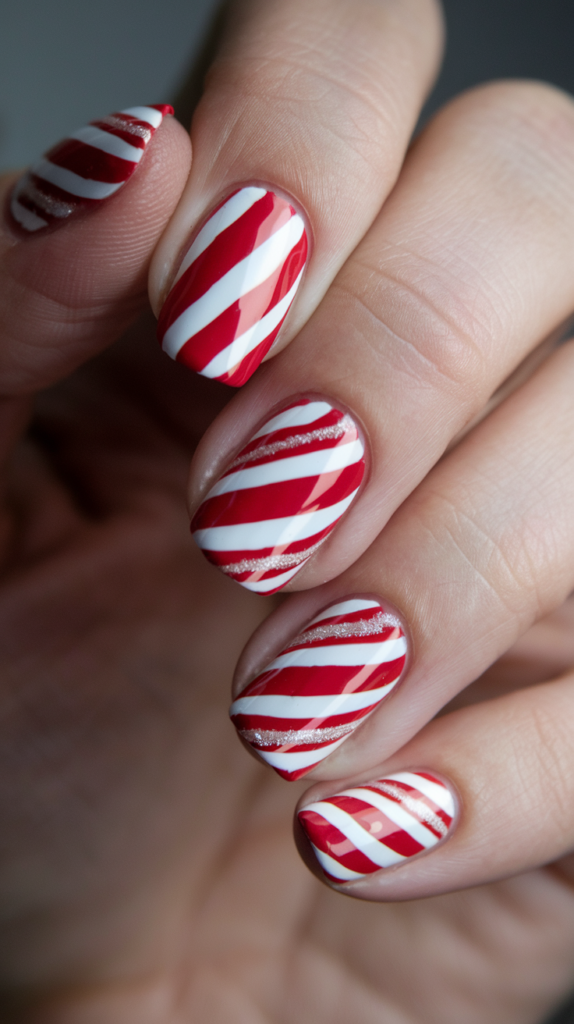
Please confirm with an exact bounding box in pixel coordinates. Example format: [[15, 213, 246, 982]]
[[191, 399, 365, 593], [298, 771, 455, 883], [157, 186, 309, 387], [9, 105, 173, 233], [230, 598, 407, 780]]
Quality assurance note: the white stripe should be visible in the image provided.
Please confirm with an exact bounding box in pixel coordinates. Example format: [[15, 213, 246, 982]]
[[267, 636, 407, 670], [257, 735, 348, 771], [310, 844, 364, 881], [230, 679, 395, 719], [200, 269, 303, 378], [70, 125, 144, 163], [32, 160, 123, 200], [120, 105, 163, 128], [251, 402, 334, 440], [207, 438, 364, 497], [304, 801, 405, 868], [307, 599, 381, 625], [388, 772, 455, 816], [161, 214, 305, 359], [239, 565, 302, 592], [10, 198, 47, 231], [193, 489, 358, 552], [173, 187, 266, 287], [341, 788, 439, 849]]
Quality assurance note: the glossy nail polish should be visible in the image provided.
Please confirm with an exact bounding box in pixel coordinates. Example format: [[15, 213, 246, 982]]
[[10, 105, 173, 233], [191, 399, 365, 593], [298, 771, 455, 883], [230, 598, 407, 780], [157, 186, 309, 386]]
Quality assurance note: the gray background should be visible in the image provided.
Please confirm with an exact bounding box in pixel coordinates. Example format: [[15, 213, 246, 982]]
[[1, 0, 573, 1020]]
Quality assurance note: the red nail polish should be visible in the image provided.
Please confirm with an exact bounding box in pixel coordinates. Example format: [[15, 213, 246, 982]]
[[10, 104, 173, 233], [230, 598, 407, 780], [158, 186, 308, 386]]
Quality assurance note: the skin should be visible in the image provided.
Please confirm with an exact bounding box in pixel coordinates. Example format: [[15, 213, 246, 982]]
[[0, 0, 573, 1020]]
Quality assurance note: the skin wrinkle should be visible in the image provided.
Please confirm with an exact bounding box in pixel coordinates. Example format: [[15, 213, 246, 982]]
[[213, 58, 404, 176], [329, 273, 488, 397], [414, 490, 529, 625]]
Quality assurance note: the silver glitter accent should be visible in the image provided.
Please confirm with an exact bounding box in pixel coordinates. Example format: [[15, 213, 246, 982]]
[[368, 781, 449, 837], [287, 611, 402, 649], [221, 539, 325, 576], [19, 175, 76, 218], [228, 418, 353, 471], [100, 114, 152, 141], [239, 721, 358, 747]]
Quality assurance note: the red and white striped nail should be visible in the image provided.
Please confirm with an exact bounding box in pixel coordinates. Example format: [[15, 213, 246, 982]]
[[191, 399, 366, 593], [9, 105, 173, 233], [298, 771, 456, 883], [157, 186, 309, 387], [230, 598, 407, 780]]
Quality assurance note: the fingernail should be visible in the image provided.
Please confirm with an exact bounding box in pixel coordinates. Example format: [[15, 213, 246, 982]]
[[298, 771, 456, 883], [157, 186, 309, 387], [9, 105, 173, 234], [230, 598, 407, 780], [191, 399, 365, 593]]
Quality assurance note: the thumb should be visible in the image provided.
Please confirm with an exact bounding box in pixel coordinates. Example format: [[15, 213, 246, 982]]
[[0, 104, 191, 397]]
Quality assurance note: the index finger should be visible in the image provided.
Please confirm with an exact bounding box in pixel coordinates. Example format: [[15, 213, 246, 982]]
[[149, 0, 443, 385]]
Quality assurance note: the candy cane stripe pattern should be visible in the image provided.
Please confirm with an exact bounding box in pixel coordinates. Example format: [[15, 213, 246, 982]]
[[191, 400, 365, 595], [10, 105, 173, 233], [298, 772, 456, 882], [157, 187, 309, 387], [230, 598, 407, 781]]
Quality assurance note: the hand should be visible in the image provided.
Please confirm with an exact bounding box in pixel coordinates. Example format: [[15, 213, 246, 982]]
[[2, 1, 574, 1022]]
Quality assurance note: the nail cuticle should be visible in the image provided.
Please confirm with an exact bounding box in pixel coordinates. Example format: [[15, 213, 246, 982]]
[[8, 105, 172, 235], [157, 183, 310, 386]]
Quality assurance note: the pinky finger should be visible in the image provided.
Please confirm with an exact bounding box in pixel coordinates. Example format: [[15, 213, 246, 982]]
[[295, 670, 574, 901]]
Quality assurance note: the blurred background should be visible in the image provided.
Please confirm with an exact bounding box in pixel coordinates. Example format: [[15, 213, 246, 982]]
[[1, 1, 573, 1020]]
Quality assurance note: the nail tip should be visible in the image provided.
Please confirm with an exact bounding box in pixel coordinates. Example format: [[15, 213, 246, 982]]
[[9, 103, 170, 234]]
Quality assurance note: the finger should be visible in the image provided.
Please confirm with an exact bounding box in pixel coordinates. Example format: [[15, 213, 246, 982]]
[[230, 340, 574, 780], [150, 0, 443, 385], [294, 669, 574, 901], [188, 80, 574, 593], [0, 106, 190, 397]]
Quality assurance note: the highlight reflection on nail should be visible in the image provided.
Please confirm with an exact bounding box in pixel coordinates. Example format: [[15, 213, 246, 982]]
[[157, 186, 308, 386], [191, 399, 365, 593], [298, 771, 455, 883], [230, 598, 407, 780], [10, 105, 172, 233]]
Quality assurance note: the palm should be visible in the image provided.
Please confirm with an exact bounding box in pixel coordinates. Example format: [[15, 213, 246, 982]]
[[1, 314, 573, 1024]]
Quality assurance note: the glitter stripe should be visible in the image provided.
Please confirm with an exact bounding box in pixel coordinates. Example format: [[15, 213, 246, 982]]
[[239, 721, 359, 747], [367, 781, 449, 837], [287, 612, 402, 649], [227, 420, 350, 470], [219, 539, 324, 576]]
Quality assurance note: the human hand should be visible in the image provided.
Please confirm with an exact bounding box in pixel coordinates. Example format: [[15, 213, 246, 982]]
[[2, 1, 574, 1021]]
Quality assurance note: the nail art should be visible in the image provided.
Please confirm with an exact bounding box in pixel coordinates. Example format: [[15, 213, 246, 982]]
[[191, 399, 365, 593], [298, 771, 455, 883], [230, 598, 407, 780], [157, 186, 309, 387], [9, 105, 173, 233]]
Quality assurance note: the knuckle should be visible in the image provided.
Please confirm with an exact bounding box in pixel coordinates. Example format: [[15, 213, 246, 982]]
[[334, 256, 491, 399], [447, 80, 574, 211]]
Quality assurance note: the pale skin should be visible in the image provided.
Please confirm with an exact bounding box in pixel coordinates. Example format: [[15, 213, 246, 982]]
[[1, 0, 574, 1020]]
